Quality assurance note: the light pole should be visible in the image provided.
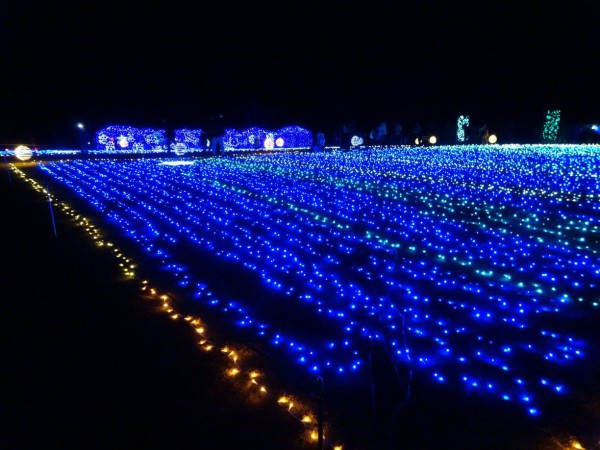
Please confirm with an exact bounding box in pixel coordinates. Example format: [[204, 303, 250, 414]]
[[76, 122, 88, 154]]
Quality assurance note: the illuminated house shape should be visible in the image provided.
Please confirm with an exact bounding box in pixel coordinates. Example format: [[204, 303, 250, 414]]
[[274, 126, 313, 149], [225, 127, 269, 150], [224, 126, 313, 151], [95, 125, 312, 153], [95, 125, 166, 152], [174, 129, 204, 149]]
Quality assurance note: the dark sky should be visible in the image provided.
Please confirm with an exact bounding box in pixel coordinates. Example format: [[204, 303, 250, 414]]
[[1, 0, 599, 146]]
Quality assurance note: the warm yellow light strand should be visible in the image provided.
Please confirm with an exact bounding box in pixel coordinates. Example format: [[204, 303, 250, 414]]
[[9, 163, 344, 449]]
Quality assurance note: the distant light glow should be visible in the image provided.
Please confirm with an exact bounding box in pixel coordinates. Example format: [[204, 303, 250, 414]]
[[160, 160, 196, 166], [569, 439, 585, 450], [118, 136, 129, 148], [488, 134, 498, 144], [173, 143, 186, 156], [429, 136, 437, 145], [25, 149, 80, 156], [264, 136, 275, 150], [14, 145, 33, 161], [276, 138, 284, 147]]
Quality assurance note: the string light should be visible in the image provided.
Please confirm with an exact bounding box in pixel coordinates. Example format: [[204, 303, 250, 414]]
[[13, 142, 600, 450], [35, 144, 600, 421], [174, 128, 204, 152], [457, 115, 470, 142], [94, 125, 312, 154], [95, 126, 168, 153], [9, 164, 343, 450], [350, 136, 364, 146], [542, 110, 561, 142], [264, 134, 275, 150], [225, 126, 311, 151]]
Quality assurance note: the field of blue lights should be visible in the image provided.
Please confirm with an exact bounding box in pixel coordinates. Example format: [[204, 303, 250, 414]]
[[39, 144, 600, 418]]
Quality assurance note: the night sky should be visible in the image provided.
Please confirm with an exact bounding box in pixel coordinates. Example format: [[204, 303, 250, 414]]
[[2, 0, 599, 147]]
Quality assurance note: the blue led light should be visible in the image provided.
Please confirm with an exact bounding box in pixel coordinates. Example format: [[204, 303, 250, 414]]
[[93, 124, 312, 154], [224, 126, 312, 151], [39, 143, 600, 417], [174, 128, 205, 152], [95, 125, 167, 153]]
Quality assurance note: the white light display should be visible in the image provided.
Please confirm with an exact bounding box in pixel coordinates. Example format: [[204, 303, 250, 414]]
[[160, 160, 196, 166], [350, 136, 364, 146], [118, 136, 129, 148], [14, 145, 33, 161], [264, 134, 275, 150], [174, 129, 204, 151], [457, 115, 470, 142], [173, 143, 187, 156]]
